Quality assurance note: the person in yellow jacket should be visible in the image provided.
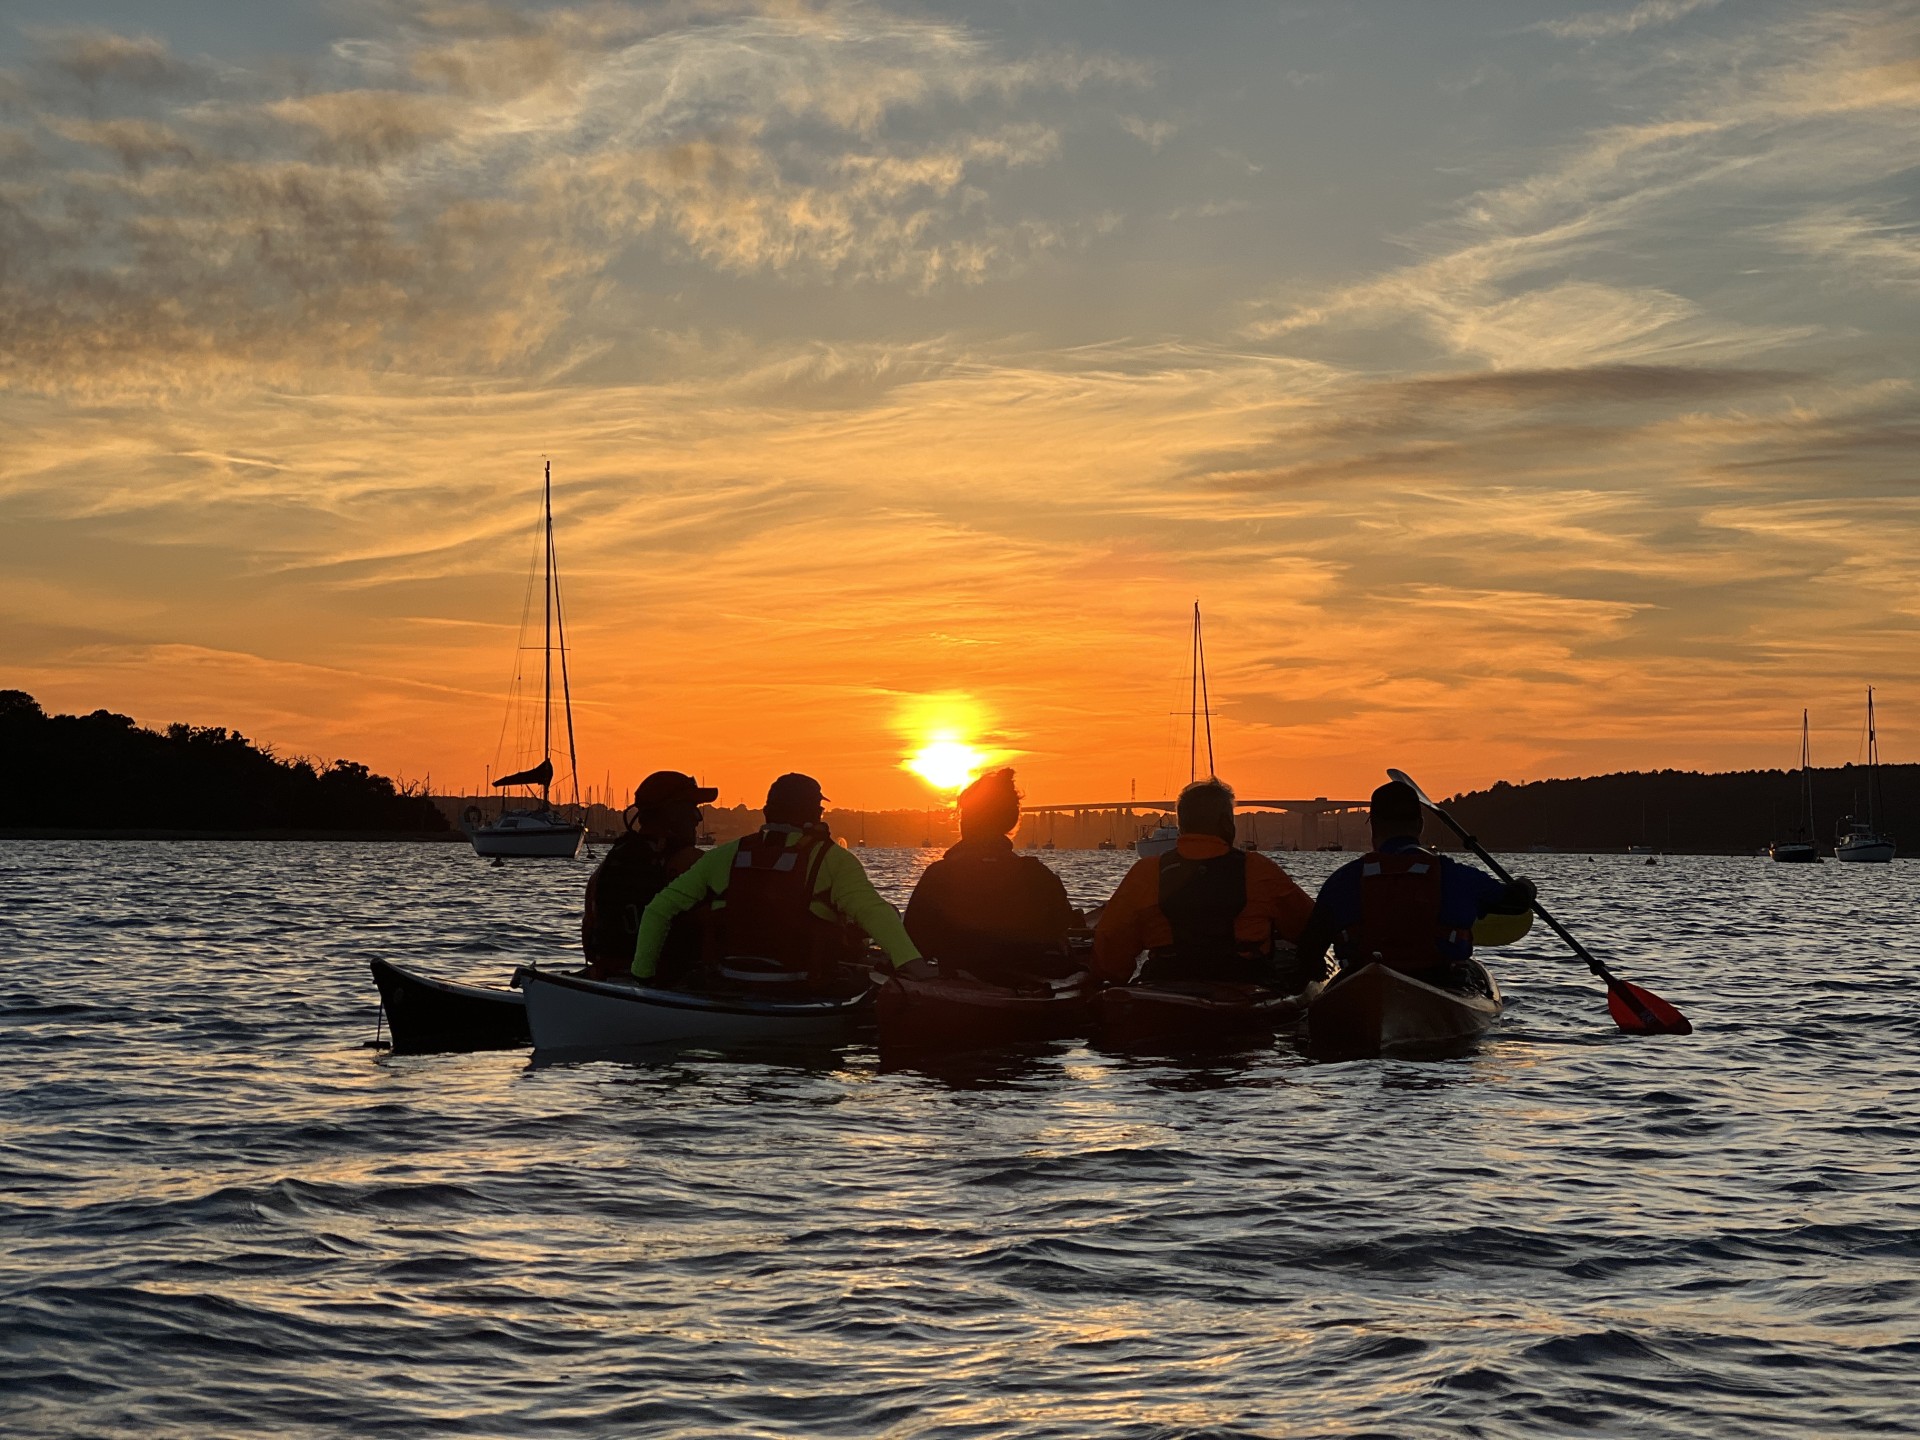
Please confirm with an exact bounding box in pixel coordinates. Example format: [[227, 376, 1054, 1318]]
[[633, 772, 920, 984]]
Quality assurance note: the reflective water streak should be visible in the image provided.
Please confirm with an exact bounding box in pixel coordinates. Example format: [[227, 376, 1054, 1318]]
[[2, 841, 1917, 1436]]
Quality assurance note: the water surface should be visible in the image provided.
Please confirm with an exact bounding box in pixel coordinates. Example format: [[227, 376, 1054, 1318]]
[[3, 842, 1916, 1437]]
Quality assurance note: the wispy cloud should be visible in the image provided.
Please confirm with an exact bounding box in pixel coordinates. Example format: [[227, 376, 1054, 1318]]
[[1532, 0, 1723, 42], [0, 3, 1146, 393]]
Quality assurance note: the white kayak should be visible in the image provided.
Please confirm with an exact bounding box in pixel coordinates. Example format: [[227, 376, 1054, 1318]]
[[1306, 960, 1502, 1057], [517, 968, 872, 1051]]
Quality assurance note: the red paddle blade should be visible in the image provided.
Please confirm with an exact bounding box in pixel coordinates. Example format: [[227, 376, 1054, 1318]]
[[1607, 981, 1692, 1036]]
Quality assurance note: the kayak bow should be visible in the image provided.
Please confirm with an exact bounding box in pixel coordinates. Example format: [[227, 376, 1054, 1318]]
[[370, 958, 529, 1054]]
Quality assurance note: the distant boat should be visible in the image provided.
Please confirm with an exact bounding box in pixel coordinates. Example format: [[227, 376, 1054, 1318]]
[[1097, 838, 1118, 851], [1835, 687, 1894, 863], [1628, 845, 1658, 856], [1770, 709, 1820, 864], [1137, 600, 1216, 858], [1135, 823, 1179, 858], [466, 461, 585, 859]]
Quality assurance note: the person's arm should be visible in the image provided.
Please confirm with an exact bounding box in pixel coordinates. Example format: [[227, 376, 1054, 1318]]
[[633, 847, 726, 979], [1021, 864, 1082, 952], [821, 847, 921, 966], [1248, 855, 1316, 943], [1295, 902, 1340, 980], [1091, 861, 1155, 983], [1457, 860, 1535, 917], [1295, 865, 1358, 979], [902, 862, 950, 960]]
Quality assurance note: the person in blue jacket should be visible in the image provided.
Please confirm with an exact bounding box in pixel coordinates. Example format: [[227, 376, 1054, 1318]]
[[1298, 781, 1534, 990]]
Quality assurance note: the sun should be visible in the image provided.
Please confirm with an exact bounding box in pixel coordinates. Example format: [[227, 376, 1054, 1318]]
[[906, 737, 985, 793]]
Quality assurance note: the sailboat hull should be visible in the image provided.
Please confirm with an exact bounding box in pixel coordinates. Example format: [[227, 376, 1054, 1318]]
[[469, 815, 585, 858], [1835, 838, 1895, 864], [1135, 826, 1178, 858], [1769, 842, 1820, 864]]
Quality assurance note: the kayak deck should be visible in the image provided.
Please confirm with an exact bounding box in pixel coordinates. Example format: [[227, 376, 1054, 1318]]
[[877, 968, 1098, 1052], [1098, 979, 1321, 1051], [519, 967, 872, 1052], [1306, 961, 1501, 1058]]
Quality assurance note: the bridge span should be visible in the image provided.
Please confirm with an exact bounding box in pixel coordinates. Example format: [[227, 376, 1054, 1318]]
[[1022, 798, 1370, 816]]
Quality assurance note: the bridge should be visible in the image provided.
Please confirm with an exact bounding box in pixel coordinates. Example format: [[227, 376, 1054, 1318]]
[[1016, 797, 1372, 850], [1021, 798, 1369, 816]]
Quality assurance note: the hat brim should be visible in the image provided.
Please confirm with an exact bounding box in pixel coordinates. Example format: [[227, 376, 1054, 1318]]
[[692, 786, 719, 803]]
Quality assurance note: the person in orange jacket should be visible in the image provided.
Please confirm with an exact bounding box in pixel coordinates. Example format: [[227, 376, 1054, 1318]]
[[1093, 778, 1315, 988]]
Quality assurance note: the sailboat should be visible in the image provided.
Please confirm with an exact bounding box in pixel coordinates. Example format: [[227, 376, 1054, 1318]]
[[1769, 710, 1820, 864], [1136, 601, 1215, 858], [1835, 687, 1895, 863], [466, 461, 586, 859]]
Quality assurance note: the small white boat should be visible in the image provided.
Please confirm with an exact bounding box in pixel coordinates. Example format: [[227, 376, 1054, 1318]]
[[466, 805, 584, 858], [1134, 823, 1178, 858], [1835, 687, 1894, 863], [518, 968, 871, 1051]]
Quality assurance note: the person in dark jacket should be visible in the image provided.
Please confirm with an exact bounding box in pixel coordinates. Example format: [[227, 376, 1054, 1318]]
[[580, 770, 716, 980], [904, 768, 1078, 981]]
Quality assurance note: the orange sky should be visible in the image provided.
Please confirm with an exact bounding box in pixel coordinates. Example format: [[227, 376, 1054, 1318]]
[[3, 2, 1918, 810]]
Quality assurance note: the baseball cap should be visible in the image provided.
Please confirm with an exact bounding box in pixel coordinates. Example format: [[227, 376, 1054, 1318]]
[[634, 771, 719, 811]]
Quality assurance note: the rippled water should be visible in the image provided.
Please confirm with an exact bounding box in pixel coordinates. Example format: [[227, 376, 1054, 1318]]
[[3, 840, 1917, 1438]]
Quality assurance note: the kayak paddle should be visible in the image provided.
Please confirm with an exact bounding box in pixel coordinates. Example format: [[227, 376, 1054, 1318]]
[[1386, 768, 1692, 1036]]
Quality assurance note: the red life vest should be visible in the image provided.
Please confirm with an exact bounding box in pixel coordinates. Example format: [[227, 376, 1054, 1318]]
[[1337, 848, 1471, 976], [707, 827, 855, 982]]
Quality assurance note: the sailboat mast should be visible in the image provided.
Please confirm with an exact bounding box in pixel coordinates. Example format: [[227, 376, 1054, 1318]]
[[542, 459, 553, 809], [552, 506, 581, 810], [1197, 603, 1215, 779], [1188, 602, 1199, 784], [1866, 686, 1878, 828], [1801, 709, 1814, 837]]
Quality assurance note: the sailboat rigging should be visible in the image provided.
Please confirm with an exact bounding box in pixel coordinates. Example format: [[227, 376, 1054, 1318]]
[[1835, 687, 1894, 863], [1769, 710, 1819, 864], [1137, 602, 1216, 858], [465, 461, 587, 859]]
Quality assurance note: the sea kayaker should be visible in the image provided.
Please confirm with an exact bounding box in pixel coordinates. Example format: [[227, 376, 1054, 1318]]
[[1093, 778, 1315, 988], [633, 772, 919, 986], [580, 770, 715, 981], [1297, 780, 1536, 988], [903, 768, 1078, 982]]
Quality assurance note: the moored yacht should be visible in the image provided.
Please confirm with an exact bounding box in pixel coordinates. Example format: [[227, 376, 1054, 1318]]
[[1834, 688, 1894, 864], [1770, 709, 1820, 864], [466, 460, 586, 860]]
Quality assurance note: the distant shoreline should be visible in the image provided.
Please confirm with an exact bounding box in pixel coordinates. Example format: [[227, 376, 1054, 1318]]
[[0, 828, 471, 843]]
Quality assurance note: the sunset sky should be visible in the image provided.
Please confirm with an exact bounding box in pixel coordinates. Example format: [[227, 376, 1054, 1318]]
[[3, 0, 1916, 810]]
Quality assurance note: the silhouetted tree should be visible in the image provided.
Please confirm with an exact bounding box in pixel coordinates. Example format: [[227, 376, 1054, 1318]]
[[0, 693, 449, 833]]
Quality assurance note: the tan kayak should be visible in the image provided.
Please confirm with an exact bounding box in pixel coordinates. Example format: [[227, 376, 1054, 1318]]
[[1306, 961, 1501, 1057]]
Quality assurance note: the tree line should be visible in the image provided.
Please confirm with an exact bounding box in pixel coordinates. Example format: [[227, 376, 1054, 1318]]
[[1445, 765, 1914, 854], [0, 691, 449, 834]]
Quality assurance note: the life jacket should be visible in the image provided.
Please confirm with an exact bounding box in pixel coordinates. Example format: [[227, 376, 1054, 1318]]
[[707, 826, 856, 983], [1337, 848, 1470, 975], [1141, 847, 1266, 983], [581, 833, 697, 978]]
